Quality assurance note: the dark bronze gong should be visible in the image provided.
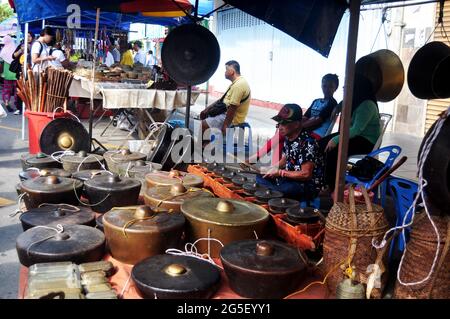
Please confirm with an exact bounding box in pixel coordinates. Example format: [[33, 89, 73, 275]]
[[162, 24, 220, 85], [39, 118, 90, 155]]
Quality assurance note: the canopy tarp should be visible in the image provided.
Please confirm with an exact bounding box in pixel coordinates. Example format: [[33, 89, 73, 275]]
[[11, 0, 213, 24], [223, 0, 440, 57]]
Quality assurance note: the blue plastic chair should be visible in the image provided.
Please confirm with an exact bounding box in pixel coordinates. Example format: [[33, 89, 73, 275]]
[[300, 197, 320, 209], [387, 177, 418, 257], [345, 145, 402, 206]]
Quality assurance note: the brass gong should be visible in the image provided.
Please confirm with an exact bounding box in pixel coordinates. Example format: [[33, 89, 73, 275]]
[[161, 24, 220, 85], [39, 118, 90, 154]]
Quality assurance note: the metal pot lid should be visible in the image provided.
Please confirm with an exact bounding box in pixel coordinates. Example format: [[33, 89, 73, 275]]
[[20, 168, 71, 180], [222, 171, 238, 181], [72, 170, 111, 182], [145, 170, 203, 187], [285, 207, 321, 223], [21, 176, 82, 194], [181, 198, 269, 226], [26, 153, 59, 166], [16, 225, 105, 260], [104, 149, 146, 163], [118, 161, 162, 175], [19, 205, 95, 228], [212, 166, 228, 175], [233, 170, 257, 182], [145, 184, 213, 205], [61, 151, 104, 164], [242, 182, 268, 194], [231, 175, 249, 186], [220, 240, 306, 273], [254, 189, 284, 200], [84, 174, 141, 191], [268, 198, 300, 211], [102, 206, 185, 233], [132, 254, 221, 294], [206, 162, 222, 171]]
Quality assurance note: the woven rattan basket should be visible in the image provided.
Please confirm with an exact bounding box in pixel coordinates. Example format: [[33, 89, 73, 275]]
[[323, 186, 389, 298], [394, 213, 450, 299]]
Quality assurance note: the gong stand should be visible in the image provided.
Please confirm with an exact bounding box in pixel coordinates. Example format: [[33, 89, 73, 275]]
[[167, 0, 226, 133], [88, 8, 108, 154]]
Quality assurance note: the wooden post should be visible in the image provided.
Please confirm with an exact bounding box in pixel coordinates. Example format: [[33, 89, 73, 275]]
[[89, 7, 101, 151], [334, 0, 361, 202], [22, 22, 29, 141]]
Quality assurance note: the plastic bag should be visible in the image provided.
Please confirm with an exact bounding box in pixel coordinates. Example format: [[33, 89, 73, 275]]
[[0, 104, 7, 119]]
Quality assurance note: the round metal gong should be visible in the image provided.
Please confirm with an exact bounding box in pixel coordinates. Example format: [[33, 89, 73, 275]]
[[162, 24, 220, 85], [39, 118, 90, 155]]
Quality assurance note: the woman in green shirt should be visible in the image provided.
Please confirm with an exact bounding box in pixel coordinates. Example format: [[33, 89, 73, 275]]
[[320, 74, 381, 190]]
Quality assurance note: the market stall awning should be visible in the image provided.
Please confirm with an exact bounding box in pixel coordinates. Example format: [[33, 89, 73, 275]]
[[12, 0, 214, 23]]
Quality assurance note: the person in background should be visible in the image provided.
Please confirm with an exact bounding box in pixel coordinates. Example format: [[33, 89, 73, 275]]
[[200, 60, 251, 136], [49, 42, 71, 69], [31, 27, 55, 72], [256, 104, 325, 200], [320, 74, 381, 191], [302, 74, 339, 139], [120, 43, 134, 67], [133, 41, 146, 65], [111, 41, 121, 64], [246, 73, 338, 167], [146, 50, 157, 68], [103, 47, 115, 67], [11, 31, 35, 115], [0, 35, 18, 113]]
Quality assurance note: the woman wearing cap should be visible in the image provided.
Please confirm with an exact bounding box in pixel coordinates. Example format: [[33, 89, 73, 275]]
[[256, 103, 325, 200], [320, 74, 381, 191]]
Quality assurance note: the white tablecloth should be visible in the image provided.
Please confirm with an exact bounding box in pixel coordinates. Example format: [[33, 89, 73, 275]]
[[70, 76, 199, 110]]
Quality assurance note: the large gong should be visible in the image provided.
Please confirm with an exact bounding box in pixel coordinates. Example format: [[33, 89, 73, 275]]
[[162, 23, 220, 86], [39, 118, 90, 154]]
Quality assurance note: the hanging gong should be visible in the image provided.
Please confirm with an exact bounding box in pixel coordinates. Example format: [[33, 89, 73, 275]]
[[39, 118, 90, 155], [162, 24, 220, 85], [355, 49, 404, 102]]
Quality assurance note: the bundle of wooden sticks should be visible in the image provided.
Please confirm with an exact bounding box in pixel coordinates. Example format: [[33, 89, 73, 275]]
[[17, 67, 74, 113]]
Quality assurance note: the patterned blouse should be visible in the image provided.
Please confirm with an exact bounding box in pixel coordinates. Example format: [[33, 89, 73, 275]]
[[282, 130, 325, 192]]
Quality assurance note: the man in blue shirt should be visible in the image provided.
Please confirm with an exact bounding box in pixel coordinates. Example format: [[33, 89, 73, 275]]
[[303, 74, 339, 139]]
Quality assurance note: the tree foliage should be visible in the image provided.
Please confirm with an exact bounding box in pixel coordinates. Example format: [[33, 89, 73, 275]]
[[0, 3, 14, 24]]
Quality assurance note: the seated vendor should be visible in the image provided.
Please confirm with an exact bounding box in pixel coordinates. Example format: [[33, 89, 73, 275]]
[[256, 104, 325, 201], [245, 73, 338, 167], [200, 60, 251, 136], [302, 73, 339, 139]]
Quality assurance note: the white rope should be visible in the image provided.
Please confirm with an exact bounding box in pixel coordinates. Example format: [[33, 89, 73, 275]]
[[124, 161, 133, 178], [26, 224, 64, 256], [51, 150, 75, 163], [52, 107, 80, 123], [165, 237, 224, 268], [9, 193, 26, 217], [372, 107, 449, 286], [76, 154, 108, 172], [119, 273, 132, 299], [38, 203, 80, 213], [25, 167, 40, 172]]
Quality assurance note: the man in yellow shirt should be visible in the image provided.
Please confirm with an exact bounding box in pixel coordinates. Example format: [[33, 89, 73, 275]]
[[120, 43, 134, 67], [200, 60, 251, 135]]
